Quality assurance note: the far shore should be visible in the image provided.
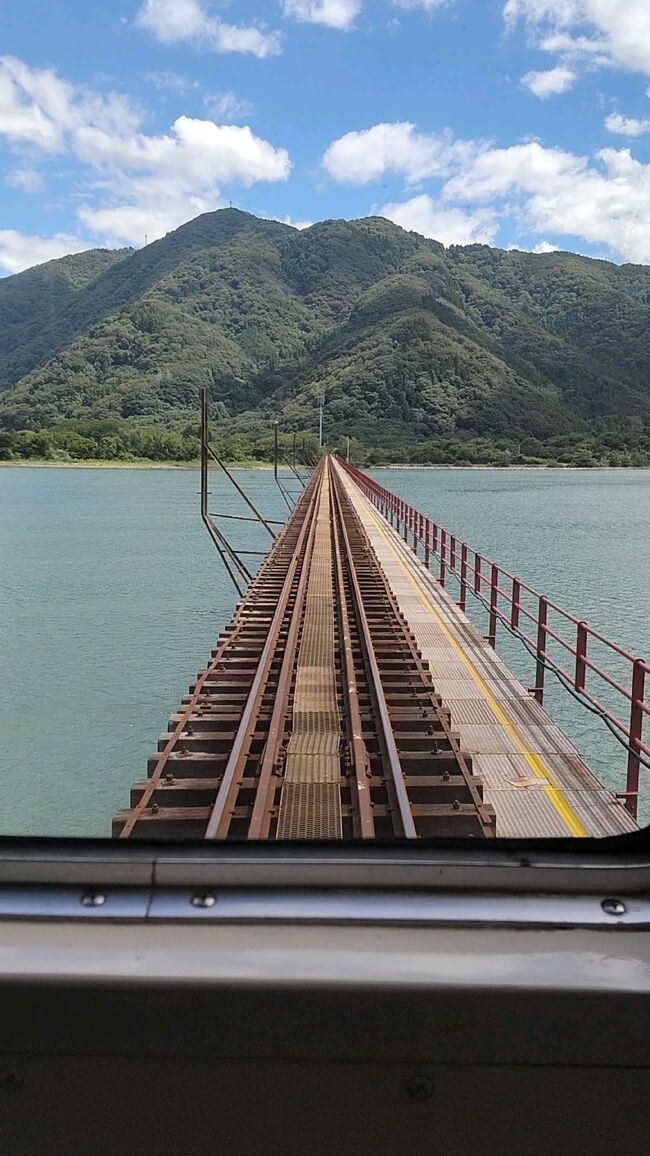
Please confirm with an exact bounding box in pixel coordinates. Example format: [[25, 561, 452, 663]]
[[0, 459, 274, 470], [1, 459, 649, 472]]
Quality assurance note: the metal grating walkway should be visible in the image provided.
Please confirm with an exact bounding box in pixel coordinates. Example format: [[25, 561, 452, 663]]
[[334, 459, 636, 839], [277, 462, 343, 839]]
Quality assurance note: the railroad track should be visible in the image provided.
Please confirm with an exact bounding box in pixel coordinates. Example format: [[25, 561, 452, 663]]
[[114, 457, 495, 840]]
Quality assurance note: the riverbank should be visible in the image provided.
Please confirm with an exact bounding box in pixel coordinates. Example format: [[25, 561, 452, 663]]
[[0, 459, 275, 470], [3, 459, 649, 471]]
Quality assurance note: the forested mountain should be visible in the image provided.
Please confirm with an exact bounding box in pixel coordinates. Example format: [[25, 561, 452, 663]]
[[1, 209, 649, 465]]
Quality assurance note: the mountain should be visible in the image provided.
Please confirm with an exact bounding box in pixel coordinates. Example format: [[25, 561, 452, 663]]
[[0, 247, 132, 366], [0, 209, 649, 463]]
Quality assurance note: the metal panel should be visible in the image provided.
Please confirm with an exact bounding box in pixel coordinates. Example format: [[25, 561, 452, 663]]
[[278, 473, 343, 839]]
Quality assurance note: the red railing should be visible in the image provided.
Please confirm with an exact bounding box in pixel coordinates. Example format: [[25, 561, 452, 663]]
[[341, 459, 649, 820]]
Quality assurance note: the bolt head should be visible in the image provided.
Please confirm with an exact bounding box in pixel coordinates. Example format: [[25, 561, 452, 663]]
[[80, 891, 106, 907], [191, 893, 216, 909], [405, 1076, 434, 1102], [602, 897, 627, 917], [0, 1070, 23, 1092]]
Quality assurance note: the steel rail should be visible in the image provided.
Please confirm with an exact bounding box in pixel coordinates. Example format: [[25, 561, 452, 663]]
[[332, 459, 495, 839], [120, 473, 315, 839], [330, 466, 375, 840], [206, 442, 277, 539], [331, 470, 417, 840], [118, 603, 253, 839], [247, 464, 324, 840], [211, 511, 286, 526], [348, 510, 494, 837], [204, 512, 252, 584], [341, 457, 648, 820], [204, 464, 324, 840], [200, 390, 249, 595]]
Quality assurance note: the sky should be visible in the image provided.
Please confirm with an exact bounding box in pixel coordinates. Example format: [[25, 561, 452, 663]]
[[3, 0, 650, 274]]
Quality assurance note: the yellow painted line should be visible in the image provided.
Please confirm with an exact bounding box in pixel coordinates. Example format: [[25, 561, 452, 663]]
[[349, 480, 587, 838]]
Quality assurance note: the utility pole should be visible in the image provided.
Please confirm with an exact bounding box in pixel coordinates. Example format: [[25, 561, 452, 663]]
[[292, 432, 296, 468], [346, 436, 350, 464], [273, 421, 279, 481], [200, 388, 209, 520], [318, 394, 325, 448]]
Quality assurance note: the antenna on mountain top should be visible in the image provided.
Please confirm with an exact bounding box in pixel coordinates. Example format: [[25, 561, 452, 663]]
[[144, 234, 148, 246]]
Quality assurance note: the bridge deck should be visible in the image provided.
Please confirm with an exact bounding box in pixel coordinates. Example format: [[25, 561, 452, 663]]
[[334, 459, 635, 838]]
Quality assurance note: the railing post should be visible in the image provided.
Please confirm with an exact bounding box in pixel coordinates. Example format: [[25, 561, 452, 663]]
[[432, 524, 438, 557], [534, 596, 548, 705], [402, 501, 408, 542], [439, 529, 446, 588], [625, 660, 646, 820], [511, 578, 520, 630], [459, 543, 468, 611], [475, 554, 482, 595], [575, 622, 588, 693], [450, 535, 456, 575], [487, 564, 499, 648]]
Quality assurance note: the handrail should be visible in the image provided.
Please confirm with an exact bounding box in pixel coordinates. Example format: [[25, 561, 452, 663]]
[[339, 458, 649, 820]]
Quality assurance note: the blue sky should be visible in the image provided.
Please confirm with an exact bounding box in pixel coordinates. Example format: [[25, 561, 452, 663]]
[[2, 0, 650, 273]]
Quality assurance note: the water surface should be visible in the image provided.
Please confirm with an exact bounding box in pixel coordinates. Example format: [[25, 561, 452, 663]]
[[1, 465, 648, 836]]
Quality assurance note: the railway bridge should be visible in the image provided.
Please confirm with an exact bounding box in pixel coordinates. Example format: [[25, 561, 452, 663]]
[[114, 455, 642, 841]]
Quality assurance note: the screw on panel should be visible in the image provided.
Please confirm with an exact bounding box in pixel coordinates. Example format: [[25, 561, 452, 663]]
[[80, 891, 106, 907], [601, 898, 627, 917], [405, 1076, 434, 1102], [0, 1070, 23, 1092], [191, 893, 217, 909]]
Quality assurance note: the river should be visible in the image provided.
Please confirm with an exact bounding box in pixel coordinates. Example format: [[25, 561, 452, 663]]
[[1, 465, 648, 836]]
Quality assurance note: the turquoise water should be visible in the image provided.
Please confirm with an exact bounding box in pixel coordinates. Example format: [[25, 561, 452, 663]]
[[1, 465, 648, 837]]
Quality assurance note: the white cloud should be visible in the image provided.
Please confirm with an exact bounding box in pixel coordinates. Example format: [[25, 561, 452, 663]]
[[0, 57, 292, 249], [445, 138, 650, 263], [146, 70, 196, 93], [323, 122, 481, 184], [203, 91, 254, 121], [0, 230, 92, 275], [76, 203, 197, 248], [136, 0, 282, 57], [522, 65, 576, 97], [0, 55, 139, 156], [74, 118, 291, 245], [532, 239, 561, 252], [392, 0, 452, 10], [6, 166, 44, 192], [281, 1, 361, 30], [380, 194, 498, 245], [325, 120, 650, 263], [605, 112, 650, 138], [279, 214, 314, 229], [442, 139, 583, 202], [504, 1, 650, 79]]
